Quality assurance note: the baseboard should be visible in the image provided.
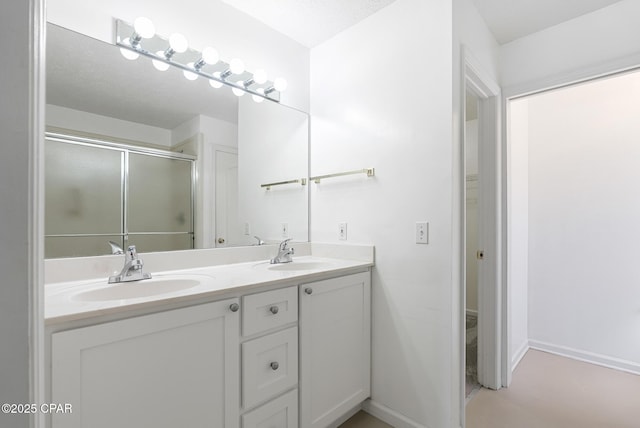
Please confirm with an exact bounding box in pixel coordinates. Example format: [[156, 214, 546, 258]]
[[362, 400, 428, 428], [529, 340, 640, 376], [465, 309, 478, 317], [511, 341, 529, 371], [327, 404, 362, 428]]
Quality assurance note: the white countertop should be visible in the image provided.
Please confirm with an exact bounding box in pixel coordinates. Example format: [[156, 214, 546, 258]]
[[45, 255, 373, 325]]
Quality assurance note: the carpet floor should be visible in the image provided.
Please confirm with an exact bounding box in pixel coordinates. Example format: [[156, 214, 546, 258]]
[[466, 349, 640, 428]]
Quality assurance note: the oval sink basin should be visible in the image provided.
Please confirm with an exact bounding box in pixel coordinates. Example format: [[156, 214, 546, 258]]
[[72, 277, 202, 302], [268, 261, 334, 271]]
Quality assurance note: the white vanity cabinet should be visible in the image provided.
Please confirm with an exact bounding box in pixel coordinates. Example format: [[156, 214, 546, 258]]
[[299, 272, 371, 428], [48, 266, 372, 428], [50, 298, 240, 428]]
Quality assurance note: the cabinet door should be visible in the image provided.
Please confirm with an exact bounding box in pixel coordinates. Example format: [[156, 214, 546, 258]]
[[51, 299, 240, 428], [299, 272, 371, 428]]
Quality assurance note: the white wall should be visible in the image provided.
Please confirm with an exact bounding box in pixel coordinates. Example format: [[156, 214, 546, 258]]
[[0, 1, 43, 427], [46, 0, 310, 112], [47, 104, 173, 147], [238, 98, 308, 245], [526, 71, 640, 373], [501, 0, 640, 90], [311, 0, 454, 426], [507, 99, 529, 368]]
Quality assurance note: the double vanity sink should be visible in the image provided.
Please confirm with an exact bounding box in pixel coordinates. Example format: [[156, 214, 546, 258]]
[[46, 254, 358, 323], [45, 244, 374, 428]]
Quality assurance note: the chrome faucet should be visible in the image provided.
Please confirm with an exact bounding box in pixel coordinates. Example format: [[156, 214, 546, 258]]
[[109, 245, 152, 283], [271, 238, 294, 264], [254, 235, 265, 246], [108, 240, 124, 255]]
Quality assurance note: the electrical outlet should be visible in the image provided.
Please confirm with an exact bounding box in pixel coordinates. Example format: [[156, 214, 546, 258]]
[[339, 222, 348, 240], [416, 222, 429, 244], [244, 222, 250, 235], [281, 223, 289, 238]]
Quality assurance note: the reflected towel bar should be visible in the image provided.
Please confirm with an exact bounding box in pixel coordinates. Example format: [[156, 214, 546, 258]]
[[310, 168, 375, 184], [261, 178, 307, 190]]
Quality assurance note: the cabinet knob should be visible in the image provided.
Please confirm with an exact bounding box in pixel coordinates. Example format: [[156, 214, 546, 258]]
[[229, 303, 239, 312], [270, 361, 279, 371], [218, 237, 225, 244], [269, 306, 279, 315], [304, 287, 313, 295]]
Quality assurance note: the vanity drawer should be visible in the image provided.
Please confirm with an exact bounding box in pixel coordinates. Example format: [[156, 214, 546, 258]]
[[242, 286, 298, 337], [242, 326, 298, 409], [242, 389, 298, 428]]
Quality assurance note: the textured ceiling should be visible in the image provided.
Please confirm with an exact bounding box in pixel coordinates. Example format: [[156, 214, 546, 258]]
[[471, 0, 625, 44], [220, 0, 396, 47]]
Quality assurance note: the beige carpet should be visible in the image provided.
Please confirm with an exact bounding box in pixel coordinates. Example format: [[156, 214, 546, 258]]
[[339, 411, 393, 428], [466, 349, 640, 428]]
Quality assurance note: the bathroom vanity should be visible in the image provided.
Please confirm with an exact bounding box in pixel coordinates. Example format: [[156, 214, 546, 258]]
[[45, 244, 372, 428]]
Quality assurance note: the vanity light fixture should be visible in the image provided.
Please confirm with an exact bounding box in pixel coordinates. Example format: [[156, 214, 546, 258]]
[[264, 78, 288, 95], [119, 17, 155, 61], [209, 73, 224, 89], [183, 63, 199, 81], [243, 68, 267, 88], [115, 18, 287, 102], [194, 47, 219, 71], [164, 33, 189, 60], [232, 80, 246, 97], [152, 51, 170, 71], [220, 58, 245, 80], [252, 88, 266, 103], [130, 17, 155, 48]]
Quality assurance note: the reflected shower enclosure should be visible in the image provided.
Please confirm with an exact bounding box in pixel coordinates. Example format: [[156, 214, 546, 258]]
[[45, 134, 195, 258]]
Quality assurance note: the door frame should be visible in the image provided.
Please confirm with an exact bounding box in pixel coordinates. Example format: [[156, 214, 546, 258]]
[[460, 46, 506, 396]]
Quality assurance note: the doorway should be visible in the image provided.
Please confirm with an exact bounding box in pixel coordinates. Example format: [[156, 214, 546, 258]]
[[464, 89, 480, 398], [461, 48, 504, 408]]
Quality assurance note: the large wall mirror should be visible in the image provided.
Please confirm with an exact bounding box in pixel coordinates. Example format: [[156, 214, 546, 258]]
[[45, 23, 309, 259]]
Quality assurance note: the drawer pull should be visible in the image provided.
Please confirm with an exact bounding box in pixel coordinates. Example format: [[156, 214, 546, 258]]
[[229, 303, 239, 312], [269, 306, 279, 315], [304, 287, 313, 295], [270, 361, 279, 371]]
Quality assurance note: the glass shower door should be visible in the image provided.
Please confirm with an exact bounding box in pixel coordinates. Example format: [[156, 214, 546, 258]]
[[127, 153, 193, 252], [45, 139, 123, 258]]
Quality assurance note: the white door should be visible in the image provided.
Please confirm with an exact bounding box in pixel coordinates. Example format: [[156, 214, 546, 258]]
[[215, 150, 239, 247]]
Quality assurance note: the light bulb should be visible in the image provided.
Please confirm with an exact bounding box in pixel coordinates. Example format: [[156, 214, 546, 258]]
[[209, 72, 223, 89], [202, 47, 219, 65], [253, 69, 268, 85], [252, 88, 265, 103], [169, 33, 188, 53], [152, 51, 170, 71], [232, 81, 246, 97], [229, 58, 245, 75], [183, 63, 198, 81], [133, 17, 155, 39], [274, 78, 288, 92], [120, 39, 139, 60]]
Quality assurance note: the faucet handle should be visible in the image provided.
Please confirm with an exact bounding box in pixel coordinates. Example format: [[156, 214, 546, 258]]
[[108, 240, 124, 255], [125, 245, 139, 261], [279, 238, 292, 250]]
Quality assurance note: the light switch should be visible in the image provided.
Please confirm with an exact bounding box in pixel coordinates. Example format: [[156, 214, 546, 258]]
[[339, 222, 348, 240], [416, 222, 429, 244]]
